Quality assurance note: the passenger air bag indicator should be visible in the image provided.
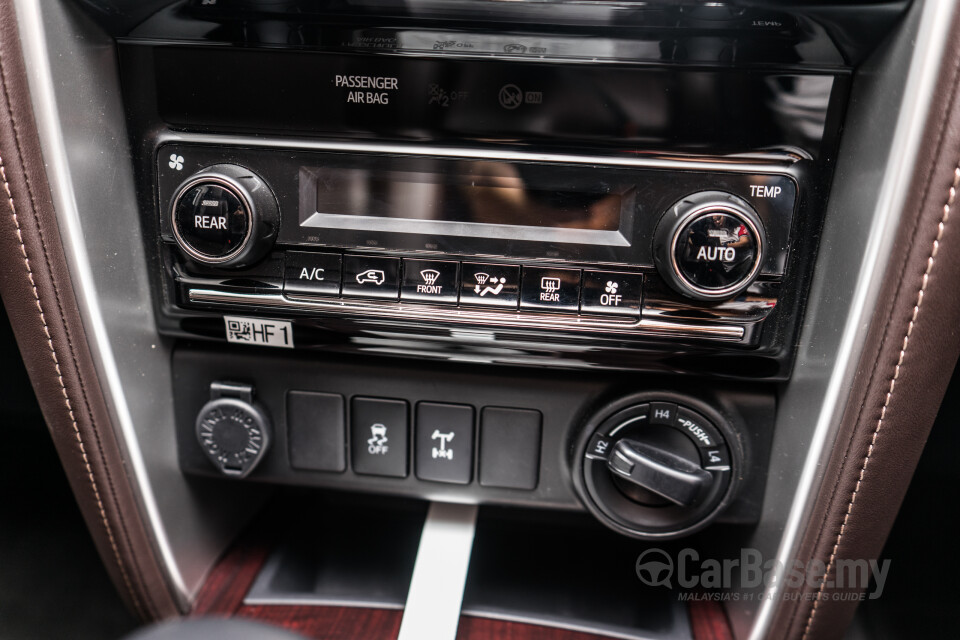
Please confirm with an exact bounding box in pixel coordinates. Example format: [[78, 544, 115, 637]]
[[224, 316, 293, 348]]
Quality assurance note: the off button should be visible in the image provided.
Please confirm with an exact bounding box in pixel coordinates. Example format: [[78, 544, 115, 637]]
[[580, 271, 643, 317]]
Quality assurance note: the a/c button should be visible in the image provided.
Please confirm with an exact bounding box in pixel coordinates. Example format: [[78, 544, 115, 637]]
[[284, 251, 342, 296], [580, 271, 643, 317]]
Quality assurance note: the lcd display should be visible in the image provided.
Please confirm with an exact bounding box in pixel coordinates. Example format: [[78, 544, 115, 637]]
[[299, 160, 636, 246]]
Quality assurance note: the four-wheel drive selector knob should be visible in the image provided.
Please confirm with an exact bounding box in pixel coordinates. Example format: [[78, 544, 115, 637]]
[[654, 191, 765, 301], [575, 394, 739, 539], [171, 163, 279, 267]]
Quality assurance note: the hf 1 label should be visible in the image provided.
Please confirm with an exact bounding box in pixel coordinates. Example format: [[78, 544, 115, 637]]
[[224, 316, 294, 349]]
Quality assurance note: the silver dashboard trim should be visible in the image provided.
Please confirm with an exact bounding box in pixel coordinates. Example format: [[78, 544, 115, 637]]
[[14, 0, 190, 602], [745, 0, 957, 638], [397, 502, 478, 640], [186, 288, 747, 341], [159, 131, 802, 175]]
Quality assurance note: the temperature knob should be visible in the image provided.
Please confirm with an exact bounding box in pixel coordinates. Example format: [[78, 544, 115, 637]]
[[170, 163, 279, 267], [654, 191, 765, 300]]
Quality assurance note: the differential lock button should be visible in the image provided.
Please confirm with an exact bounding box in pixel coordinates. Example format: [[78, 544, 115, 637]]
[[654, 191, 765, 300]]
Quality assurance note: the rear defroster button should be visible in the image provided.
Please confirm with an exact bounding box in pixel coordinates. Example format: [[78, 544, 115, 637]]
[[520, 267, 581, 312]]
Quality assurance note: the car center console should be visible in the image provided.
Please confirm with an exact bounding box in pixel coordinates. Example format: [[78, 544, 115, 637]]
[[35, 0, 909, 635], [114, 0, 857, 540]]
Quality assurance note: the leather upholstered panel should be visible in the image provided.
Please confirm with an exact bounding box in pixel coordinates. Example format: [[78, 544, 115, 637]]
[[0, 0, 178, 620], [771, 5, 960, 638]]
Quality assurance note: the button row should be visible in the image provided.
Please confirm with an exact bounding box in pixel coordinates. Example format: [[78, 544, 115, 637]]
[[284, 252, 642, 316], [287, 392, 542, 490]]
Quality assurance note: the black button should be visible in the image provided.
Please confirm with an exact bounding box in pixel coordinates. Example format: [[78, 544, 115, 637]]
[[287, 392, 346, 472], [342, 255, 400, 300], [351, 397, 408, 478], [649, 402, 678, 425], [580, 271, 643, 317], [401, 259, 459, 304], [479, 408, 542, 490], [675, 211, 760, 292], [459, 263, 520, 309], [415, 402, 474, 484], [519, 267, 581, 312], [284, 252, 342, 296], [173, 181, 250, 260]]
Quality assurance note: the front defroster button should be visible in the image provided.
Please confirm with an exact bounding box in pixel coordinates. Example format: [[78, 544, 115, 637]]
[[401, 259, 459, 303]]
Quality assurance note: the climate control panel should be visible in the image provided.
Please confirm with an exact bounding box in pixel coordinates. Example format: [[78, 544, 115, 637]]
[[157, 142, 799, 361]]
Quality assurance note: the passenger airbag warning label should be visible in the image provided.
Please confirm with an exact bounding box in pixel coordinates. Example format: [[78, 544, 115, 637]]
[[225, 316, 294, 348], [335, 74, 399, 105]]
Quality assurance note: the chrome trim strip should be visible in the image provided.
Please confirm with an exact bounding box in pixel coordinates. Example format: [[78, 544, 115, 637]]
[[186, 288, 747, 340], [747, 0, 957, 637], [397, 503, 478, 640], [159, 131, 802, 174]]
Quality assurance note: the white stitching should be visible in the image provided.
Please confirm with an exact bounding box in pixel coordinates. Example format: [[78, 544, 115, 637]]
[[801, 165, 960, 639], [0, 152, 143, 616]]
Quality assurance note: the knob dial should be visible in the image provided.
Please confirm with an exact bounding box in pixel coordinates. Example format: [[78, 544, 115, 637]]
[[653, 191, 765, 300], [575, 395, 737, 539], [171, 163, 278, 267], [195, 382, 272, 478]]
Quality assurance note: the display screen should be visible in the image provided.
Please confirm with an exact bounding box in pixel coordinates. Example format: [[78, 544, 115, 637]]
[[299, 160, 635, 246]]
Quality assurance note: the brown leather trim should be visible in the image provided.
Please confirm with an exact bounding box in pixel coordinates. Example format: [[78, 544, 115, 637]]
[[770, 6, 960, 639], [0, 0, 178, 620]]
